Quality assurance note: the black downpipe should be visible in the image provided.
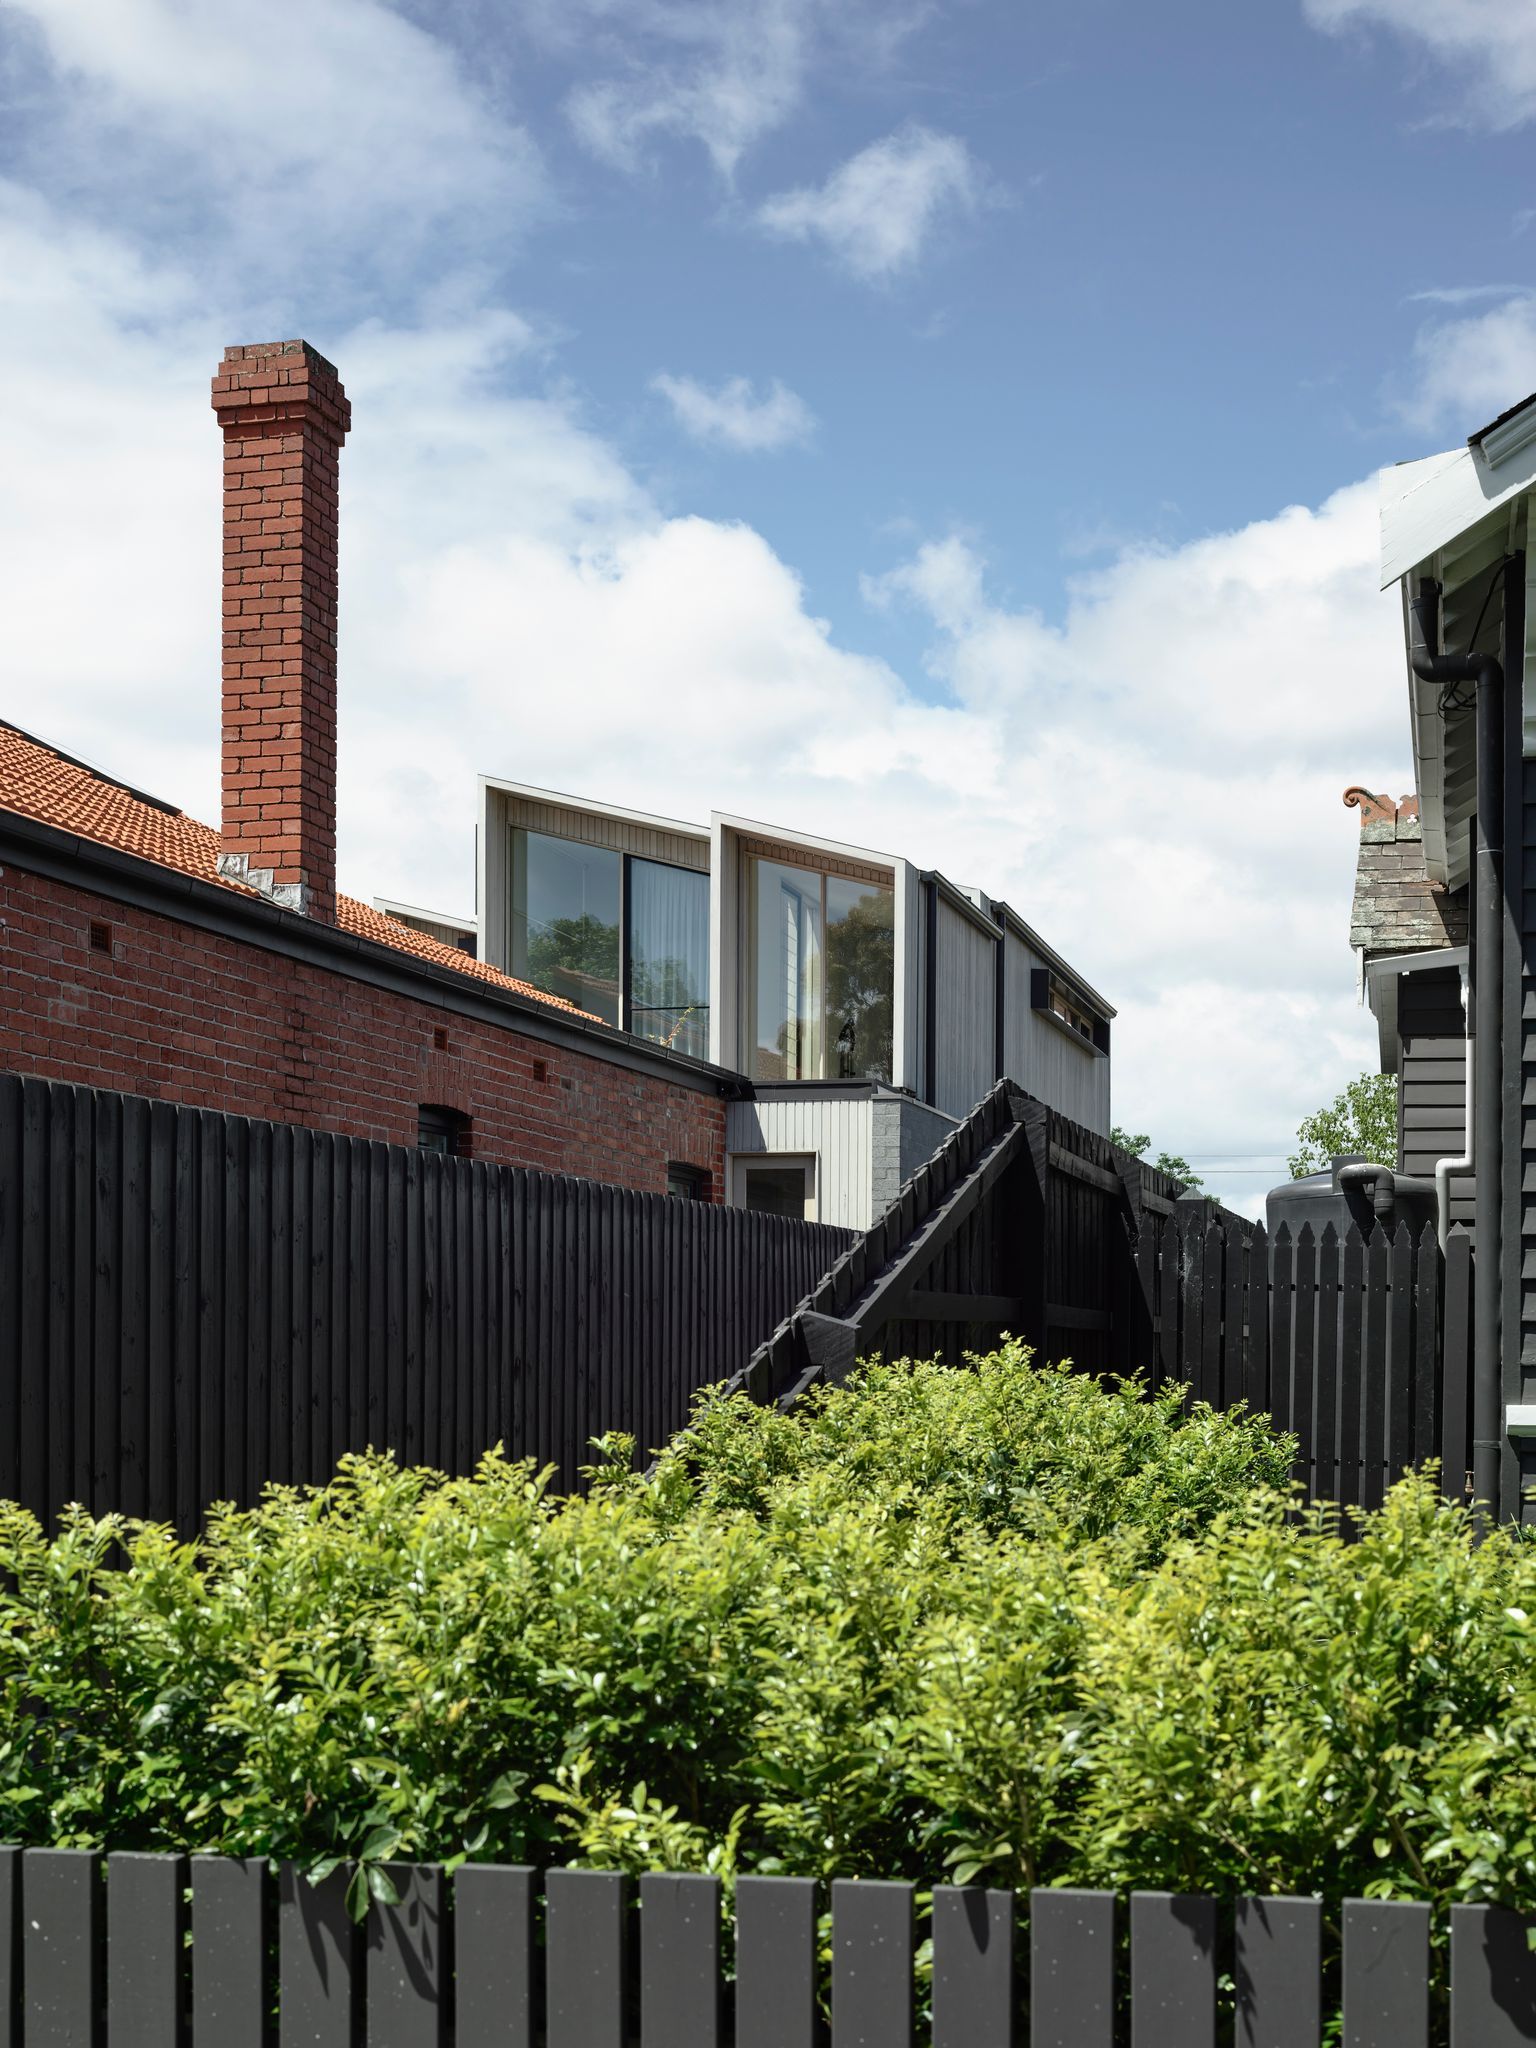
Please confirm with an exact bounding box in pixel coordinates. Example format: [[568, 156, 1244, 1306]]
[[1411, 581, 1504, 1532]]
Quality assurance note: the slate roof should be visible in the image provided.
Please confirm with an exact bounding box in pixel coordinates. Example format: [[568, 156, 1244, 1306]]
[[1344, 786, 1468, 957], [0, 719, 595, 1017]]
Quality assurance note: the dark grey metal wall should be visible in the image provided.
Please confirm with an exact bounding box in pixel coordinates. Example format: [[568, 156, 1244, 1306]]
[[0, 1073, 853, 1531]]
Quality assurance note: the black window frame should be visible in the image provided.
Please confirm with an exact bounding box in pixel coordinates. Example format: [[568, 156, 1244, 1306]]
[[417, 1104, 472, 1156]]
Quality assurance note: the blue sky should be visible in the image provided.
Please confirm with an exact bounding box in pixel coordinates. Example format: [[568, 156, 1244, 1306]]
[[2, 0, 1533, 1209]]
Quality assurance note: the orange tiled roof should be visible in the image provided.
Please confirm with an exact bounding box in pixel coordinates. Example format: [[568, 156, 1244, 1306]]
[[0, 720, 598, 1020]]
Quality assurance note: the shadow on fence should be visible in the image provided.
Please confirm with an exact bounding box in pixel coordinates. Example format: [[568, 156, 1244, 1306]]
[[3, 1847, 1532, 2045]]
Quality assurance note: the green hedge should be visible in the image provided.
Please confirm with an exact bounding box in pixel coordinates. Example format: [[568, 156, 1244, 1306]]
[[2, 1341, 1531, 1921]]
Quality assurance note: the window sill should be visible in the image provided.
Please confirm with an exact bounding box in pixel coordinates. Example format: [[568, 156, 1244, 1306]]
[[1033, 1004, 1109, 1058]]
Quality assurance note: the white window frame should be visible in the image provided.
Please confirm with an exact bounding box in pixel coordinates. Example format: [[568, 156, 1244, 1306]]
[[729, 1151, 818, 1222]]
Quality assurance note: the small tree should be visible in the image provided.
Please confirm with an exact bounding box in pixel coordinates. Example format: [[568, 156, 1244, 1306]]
[[1287, 1073, 1398, 1179], [1109, 1126, 1206, 1196]]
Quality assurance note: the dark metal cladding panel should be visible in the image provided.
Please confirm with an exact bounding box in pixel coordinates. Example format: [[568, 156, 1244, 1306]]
[[831, 1880, 914, 2048], [545, 1869, 626, 2048], [108, 1852, 187, 2047], [366, 1865, 445, 2048], [932, 1886, 1014, 2048], [640, 1873, 720, 2047], [735, 1876, 818, 2048], [0, 1846, 18, 2048], [1029, 1888, 1114, 2048], [1235, 1896, 1321, 2048], [192, 1856, 268, 2048], [0, 1843, 16, 2048], [1130, 1891, 1216, 2048], [1342, 1899, 1429, 2048], [453, 1865, 534, 2047], [279, 1864, 358, 2047], [1450, 1903, 1536, 2046], [24, 1848, 103, 2046]]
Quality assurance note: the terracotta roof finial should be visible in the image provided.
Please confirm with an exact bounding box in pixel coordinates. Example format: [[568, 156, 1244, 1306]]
[[1343, 786, 1396, 827]]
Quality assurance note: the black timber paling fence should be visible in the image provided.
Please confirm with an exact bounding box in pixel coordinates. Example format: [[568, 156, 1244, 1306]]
[[738, 1080, 1474, 1512], [4, 1846, 1534, 2045], [1, 1072, 1474, 1532], [0, 1073, 852, 1531]]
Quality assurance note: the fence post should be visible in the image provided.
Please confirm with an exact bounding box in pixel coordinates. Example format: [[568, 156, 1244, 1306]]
[[1342, 1900, 1428, 2048], [1016, 1101, 1050, 1358], [831, 1880, 914, 2048], [931, 1886, 1014, 2048]]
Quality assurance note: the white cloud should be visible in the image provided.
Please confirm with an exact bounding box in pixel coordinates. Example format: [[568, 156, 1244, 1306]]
[[757, 126, 982, 281], [549, 0, 927, 177], [1, 0, 541, 278], [1, 184, 1403, 1225], [1394, 292, 1536, 433], [651, 372, 815, 451], [1303, 0, 1536, 130]]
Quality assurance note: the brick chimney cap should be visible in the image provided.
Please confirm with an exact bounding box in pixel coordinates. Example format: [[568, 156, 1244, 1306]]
[[212, 339, 349, 440], [219, 338, 342, 380]]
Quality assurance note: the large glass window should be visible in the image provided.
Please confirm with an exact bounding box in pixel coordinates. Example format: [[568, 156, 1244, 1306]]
[[628, 857, 710, 1060], [509, 829, 710, 1053], [511, 831, 622, 1025], [748, 858, 894, 1083]]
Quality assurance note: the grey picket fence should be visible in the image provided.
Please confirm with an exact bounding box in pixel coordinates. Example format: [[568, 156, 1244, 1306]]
[[3, 1847, 1533, 2046]]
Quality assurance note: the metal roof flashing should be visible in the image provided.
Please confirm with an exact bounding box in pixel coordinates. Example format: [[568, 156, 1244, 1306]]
[[1380, 440, 1536, 591], [1468, 391, 1536, 463]]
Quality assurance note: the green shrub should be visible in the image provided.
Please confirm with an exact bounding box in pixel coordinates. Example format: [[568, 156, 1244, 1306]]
[[3, 1342, 1531, 1925]]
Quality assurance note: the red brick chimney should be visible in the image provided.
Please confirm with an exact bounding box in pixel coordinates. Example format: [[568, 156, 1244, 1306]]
[[211, 341, 350, 921]]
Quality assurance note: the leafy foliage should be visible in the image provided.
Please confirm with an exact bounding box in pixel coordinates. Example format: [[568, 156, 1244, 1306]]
[[1289, 1072, 1399, 1179], [1109, 1126, 1206, 1196], [2, 1344, 1529, 1928]]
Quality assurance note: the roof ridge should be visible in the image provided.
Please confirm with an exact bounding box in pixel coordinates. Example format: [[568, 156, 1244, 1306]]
[[0, 716, 183, 817]]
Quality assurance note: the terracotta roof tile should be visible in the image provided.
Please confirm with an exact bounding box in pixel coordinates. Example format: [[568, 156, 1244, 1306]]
[[0, 720, 599, 1020]]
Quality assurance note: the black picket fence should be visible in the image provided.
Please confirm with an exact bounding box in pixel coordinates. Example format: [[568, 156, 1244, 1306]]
[[729, 1079, 1469, 1514], [2, 1847, 1531, 2046], [1122, 1215, 1472, 1510], [0, 1073, 852, 1531]]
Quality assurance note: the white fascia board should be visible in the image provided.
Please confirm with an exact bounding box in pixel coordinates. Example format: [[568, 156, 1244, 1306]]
[[892, 858, 920, 1094], [1364, 944, 1469, 985], [993, 899, 1116, 1019], [711, 808, 900, 872], [481, 773, 709, 844], [373, 896, 478, 931], [1380, 442, 1536, 590], [1365, 946, 1468, 1070]]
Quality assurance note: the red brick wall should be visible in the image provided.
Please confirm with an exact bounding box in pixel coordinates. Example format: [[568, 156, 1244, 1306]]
[[1, 864, 726, 1195]]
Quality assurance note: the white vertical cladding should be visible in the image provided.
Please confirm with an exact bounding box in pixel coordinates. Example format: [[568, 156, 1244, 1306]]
[[478, 781, 509, 971], [892, 858, 921, 1094], [1001, 928, 1110, 1132], [709, 816, 740, 1071], [933, 893, 999, 1120], [725, 1094, 876, 1230]]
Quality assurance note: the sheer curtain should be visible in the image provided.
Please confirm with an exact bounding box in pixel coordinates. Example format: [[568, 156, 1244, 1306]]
[[627, 858, 710, 1058]]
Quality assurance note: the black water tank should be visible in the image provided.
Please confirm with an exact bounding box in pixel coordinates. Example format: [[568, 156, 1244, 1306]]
[[1265, 1154, 1439, 1243]]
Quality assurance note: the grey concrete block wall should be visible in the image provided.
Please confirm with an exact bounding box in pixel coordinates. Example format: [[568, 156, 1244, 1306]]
[[871, 1094, 958, 1218]]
